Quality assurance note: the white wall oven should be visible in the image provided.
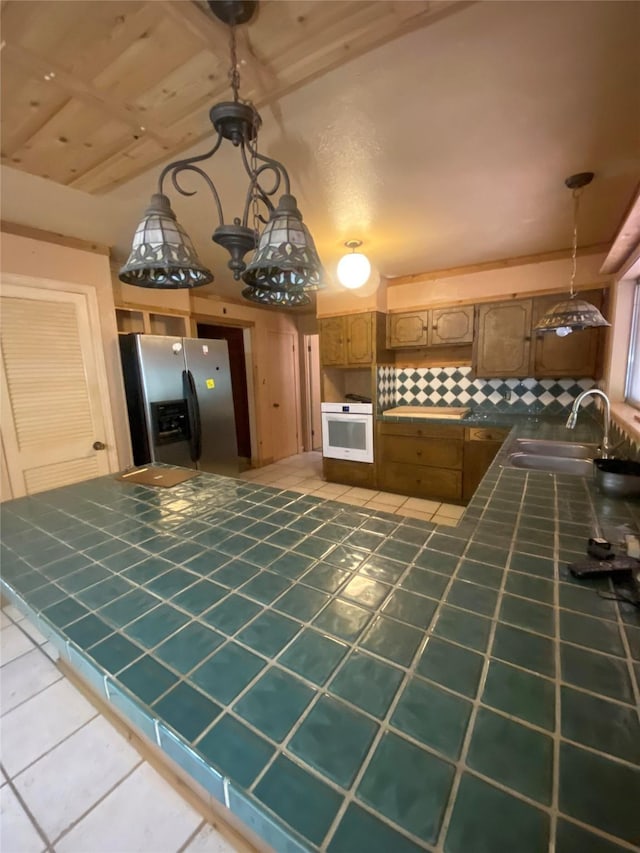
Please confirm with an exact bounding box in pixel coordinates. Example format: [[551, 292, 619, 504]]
[[321, 402, 374, 463]]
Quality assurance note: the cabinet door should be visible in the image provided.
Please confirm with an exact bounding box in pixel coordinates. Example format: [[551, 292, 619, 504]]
[[473, 301, 532, 377], [532, 290, 604, 378], [430, 305, 474, 346], [347, 313, 373, 364], [319, 317, 346, 365], [388, 311, 430, 348], [463, 439, 503, 501]]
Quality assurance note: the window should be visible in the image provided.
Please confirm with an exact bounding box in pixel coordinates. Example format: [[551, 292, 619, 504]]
[[625, 281, 640, 407]]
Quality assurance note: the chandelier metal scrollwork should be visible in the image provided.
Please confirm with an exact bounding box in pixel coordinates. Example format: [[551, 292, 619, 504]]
[[119, 0, 324, 306]]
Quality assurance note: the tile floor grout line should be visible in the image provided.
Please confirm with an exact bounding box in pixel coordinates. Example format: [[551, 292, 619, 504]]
[[0, 759, 55, 853], [49, 759, 145, 847], [175, 819, 208, 853]]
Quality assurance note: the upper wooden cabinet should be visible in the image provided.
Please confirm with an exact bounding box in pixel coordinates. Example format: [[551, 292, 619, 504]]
[[473, 290, 606, 378], [388, 305, 474, 348], [531, 289, 605, 378], [388, 311, 429, 348], [431, 306, 474, 346], [319, 316, 346, 365], [319, 312, 384, 366], [473, 300, 533, 377]]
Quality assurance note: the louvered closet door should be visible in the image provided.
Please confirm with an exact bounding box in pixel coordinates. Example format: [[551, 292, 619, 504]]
[[1, 283, 113, 496]]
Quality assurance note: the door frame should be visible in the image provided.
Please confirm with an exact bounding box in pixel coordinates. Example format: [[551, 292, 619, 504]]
[[303, 333, 321, 451], [0, 272, 119, 497]]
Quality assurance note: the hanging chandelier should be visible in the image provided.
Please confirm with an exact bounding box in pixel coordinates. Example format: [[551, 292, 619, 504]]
[[119, 0, 324, 305], [534, 172, 610, 336]]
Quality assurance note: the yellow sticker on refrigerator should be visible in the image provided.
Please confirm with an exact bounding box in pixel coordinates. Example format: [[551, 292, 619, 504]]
[[206, 378, 215, 389]]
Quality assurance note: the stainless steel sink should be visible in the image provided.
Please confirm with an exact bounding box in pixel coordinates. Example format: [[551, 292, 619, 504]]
[[507, 453, 594, 476], [510, 439, 598, 459]]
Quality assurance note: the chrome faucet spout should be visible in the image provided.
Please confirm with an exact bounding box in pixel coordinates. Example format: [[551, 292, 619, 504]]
[[566, 389, 611, 458]]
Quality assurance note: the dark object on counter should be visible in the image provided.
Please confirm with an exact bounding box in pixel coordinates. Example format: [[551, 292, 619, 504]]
[[569, 555, 639, 579], [587, 537, 614, 560], [593, 458, 640, 498]]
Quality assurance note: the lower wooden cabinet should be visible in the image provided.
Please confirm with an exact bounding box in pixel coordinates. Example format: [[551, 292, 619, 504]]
[[462, 427, 510, 501], [322, 457, 376, 488], [377, 421, 465, 502], [323, 421, 509, 505]]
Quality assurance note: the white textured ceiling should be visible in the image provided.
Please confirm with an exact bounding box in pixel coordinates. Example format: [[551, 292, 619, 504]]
[[2, 0, 639, 300]]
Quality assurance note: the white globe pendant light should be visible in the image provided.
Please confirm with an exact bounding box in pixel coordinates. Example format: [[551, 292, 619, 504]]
[[337, 240, 371, 290]]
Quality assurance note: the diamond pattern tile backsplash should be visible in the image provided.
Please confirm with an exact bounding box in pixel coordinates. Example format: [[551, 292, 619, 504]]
[[377, 366, 596, 415]]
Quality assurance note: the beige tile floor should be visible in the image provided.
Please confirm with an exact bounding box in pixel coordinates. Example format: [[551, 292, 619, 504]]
[[237, 451, 465, 526], [0, 605, 238, 853]]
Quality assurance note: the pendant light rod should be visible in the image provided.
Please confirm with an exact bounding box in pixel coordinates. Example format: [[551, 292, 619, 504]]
[[533, 171, 609, 335], [565, 171, 593, 300]]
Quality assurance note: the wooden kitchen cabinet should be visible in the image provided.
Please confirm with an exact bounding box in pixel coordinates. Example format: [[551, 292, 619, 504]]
[[319, 316, 347, 365], [319, 312, 384, 366], [388, 305, 474, 349], [377, 421, 464, 502], [531, 289, 605, 378], [473, 300, 533, 377], [463, 426, 510, 501], [473, 291, 606, 379], [430, 305, 474, 345], [388, 311, 430, 348]]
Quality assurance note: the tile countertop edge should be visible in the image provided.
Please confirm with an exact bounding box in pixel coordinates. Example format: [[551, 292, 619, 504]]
[[0, 581, 314, 853]]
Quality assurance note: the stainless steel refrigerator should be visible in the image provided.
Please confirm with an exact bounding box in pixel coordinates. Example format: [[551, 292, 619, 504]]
[[119, 334, 239, 475]]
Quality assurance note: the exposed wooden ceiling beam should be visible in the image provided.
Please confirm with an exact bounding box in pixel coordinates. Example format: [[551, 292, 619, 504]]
[[387, 243, 611, 286], [1, 41, 171, 149]]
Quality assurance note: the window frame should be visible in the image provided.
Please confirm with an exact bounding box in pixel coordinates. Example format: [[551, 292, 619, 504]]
[[624, 281, 640, 408]]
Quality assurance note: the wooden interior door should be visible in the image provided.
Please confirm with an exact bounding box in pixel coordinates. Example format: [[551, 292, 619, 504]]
[[0, 280, 117, 498], [197, 323, 252, 459], [267, 330, 300, 461]]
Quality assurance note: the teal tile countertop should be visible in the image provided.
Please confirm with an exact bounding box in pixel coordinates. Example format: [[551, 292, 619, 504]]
[[2, 422, 640, 853]]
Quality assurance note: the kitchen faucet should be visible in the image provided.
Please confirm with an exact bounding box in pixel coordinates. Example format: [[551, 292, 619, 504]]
[[565, 388, 611, 458]]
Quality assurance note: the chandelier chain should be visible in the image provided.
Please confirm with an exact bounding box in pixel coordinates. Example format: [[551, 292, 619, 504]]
[[228, 24, 241, 102], [569, 188, 581, 299]]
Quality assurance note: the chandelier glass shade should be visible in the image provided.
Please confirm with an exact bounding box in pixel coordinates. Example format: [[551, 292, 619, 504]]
[[337, 240, 371, 290], [534, 172, 610, 336], [242, 195, 323, 292], [118, 194, 213, 289], [118, 1, 323, 306]]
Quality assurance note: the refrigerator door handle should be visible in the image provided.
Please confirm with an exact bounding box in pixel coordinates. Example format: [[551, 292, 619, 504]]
[[183, 369, 202, 463]]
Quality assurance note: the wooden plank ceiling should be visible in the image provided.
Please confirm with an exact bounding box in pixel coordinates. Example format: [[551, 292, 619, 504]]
[[0, 0, 463, 194]]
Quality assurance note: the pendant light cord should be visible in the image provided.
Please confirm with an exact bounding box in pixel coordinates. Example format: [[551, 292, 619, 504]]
[[569, 188, 581, 299]]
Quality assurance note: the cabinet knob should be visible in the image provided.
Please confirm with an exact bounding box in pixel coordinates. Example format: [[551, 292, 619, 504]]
[[273, 403, 280, 408], [93, 441, 106, 451], [416, 451, 422, 457]]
